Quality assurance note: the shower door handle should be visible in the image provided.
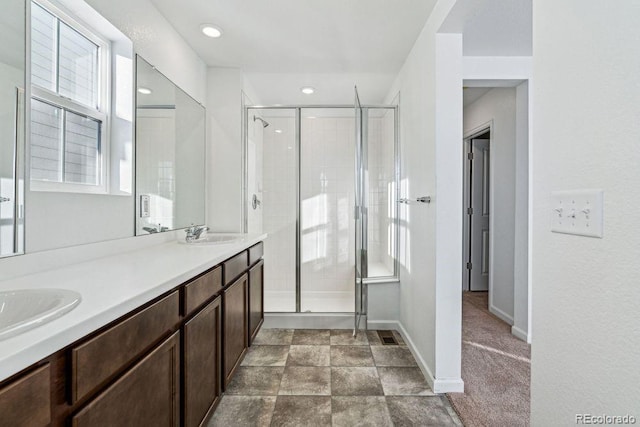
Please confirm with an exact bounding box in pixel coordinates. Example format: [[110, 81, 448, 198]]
[[0, 196, 10, 203], [252, 194, 261, 210]]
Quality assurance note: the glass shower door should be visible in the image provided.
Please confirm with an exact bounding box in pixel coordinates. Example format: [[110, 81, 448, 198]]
[[354, 87, 367, 335]]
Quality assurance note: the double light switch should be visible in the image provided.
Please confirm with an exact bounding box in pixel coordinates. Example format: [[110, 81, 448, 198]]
[[551, 189, 604, 238]]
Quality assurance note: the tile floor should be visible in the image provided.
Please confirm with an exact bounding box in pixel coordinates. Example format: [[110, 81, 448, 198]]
[[209, 329, 462, 426]]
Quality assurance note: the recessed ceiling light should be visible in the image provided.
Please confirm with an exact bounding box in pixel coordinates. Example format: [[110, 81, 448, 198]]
[[137, 87, 152, 95], [275, 129, 283, 134], [200, 24, 223, 38], [301, 87, 315, 95]]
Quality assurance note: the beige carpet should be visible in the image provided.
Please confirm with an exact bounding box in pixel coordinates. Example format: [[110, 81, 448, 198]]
[[447, 292, 531, 427]]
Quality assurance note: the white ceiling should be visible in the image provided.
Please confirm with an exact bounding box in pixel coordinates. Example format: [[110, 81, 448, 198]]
[[149, 0, 437, 104]]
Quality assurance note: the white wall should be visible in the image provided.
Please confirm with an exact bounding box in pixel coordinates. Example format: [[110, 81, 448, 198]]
[[512, 81, 529, 341], [383, 0, 463, 393], [531, 0, 640, 423], [19, 0, 207, 252], [463, 87, 516, 323]]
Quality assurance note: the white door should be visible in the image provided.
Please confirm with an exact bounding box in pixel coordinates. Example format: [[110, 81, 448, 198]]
[[469, 138, 490, 291]]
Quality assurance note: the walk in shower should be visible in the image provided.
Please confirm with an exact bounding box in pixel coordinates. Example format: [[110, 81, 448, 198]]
[[244, 98, 399, 323]]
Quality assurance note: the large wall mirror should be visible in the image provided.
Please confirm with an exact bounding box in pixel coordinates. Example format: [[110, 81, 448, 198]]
[[0, 0, 25, 258], [135, 56, 205, 235]]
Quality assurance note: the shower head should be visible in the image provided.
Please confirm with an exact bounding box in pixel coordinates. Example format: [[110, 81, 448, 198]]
[[253, 116, 269, 128]]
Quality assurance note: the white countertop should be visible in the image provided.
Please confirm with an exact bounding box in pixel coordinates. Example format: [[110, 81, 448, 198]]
[[0, 233, 267, 382]]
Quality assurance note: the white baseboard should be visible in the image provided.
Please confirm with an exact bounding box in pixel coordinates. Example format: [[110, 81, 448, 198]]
[[395, 323, 436, 391], [511, 325, 528, 342], [367, 320, 402, 330], [263, 313, 358, 329], [433, 378, 465, 393], [489, 304, 514, 325], [396, 322, 464, 394]]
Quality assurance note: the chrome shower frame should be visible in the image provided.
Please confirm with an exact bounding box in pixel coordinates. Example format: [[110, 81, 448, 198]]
[[242, 103, 401, 315]]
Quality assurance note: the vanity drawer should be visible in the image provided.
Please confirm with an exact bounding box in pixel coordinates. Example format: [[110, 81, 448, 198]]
[[71, 291, 180, 403], [223, 251, 248, 286], [183, 266, 222, 316], [0, 364, 50, 426], [249, 242, 264, 266]]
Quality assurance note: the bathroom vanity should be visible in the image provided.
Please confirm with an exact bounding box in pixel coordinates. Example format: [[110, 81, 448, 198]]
[[0, 238, 264, 427]]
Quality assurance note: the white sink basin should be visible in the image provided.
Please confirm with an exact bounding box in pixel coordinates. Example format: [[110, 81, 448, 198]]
[[0, 289, 81, 341], [181, 234, 241, 245]]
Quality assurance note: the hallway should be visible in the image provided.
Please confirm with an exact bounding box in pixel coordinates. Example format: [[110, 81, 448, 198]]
[[447, 292, 531, 426]]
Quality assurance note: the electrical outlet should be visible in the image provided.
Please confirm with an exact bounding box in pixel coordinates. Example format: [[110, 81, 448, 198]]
[[551, 189, 603, 238]]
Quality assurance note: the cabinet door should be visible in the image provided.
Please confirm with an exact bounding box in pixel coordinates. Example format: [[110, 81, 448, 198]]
[[184, 297, 221, 427], [222, 273, 248, 389], [71, 332, 180, 427], [0, 364, 50, 427], [248, 259, 264, 345]]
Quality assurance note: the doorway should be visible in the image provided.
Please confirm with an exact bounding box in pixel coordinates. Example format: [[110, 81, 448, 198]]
[[463, 128, 490, 292]]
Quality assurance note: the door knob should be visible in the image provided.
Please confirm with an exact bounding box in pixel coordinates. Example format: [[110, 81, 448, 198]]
[[0, 196, 10, 203]]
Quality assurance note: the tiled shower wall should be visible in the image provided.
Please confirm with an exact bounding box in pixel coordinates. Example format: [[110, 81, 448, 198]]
[[262, 116, 297, 312], [300, 116, 355, 312]]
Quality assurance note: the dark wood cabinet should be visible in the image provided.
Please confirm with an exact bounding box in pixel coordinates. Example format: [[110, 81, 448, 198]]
[[183, 297, 221, 427], [183, 266, 222, 316], [0, 364, 50, 427], [0, 242, 263, 427], [71, 332, 180, 427], [248, 259, 264, 345], [71, 291, 179, 403], [223, 250, 248, 285], [222, 273, 248, 388]]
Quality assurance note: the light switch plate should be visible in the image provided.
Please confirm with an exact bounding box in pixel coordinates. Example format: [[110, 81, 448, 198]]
[[551, 189, 603, 238], [140, 195, 151, 218]]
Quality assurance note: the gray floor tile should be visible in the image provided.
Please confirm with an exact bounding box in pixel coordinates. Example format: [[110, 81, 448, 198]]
[[386, 396, 459, 426], [371, 346, 418, 367], [208, 395, 275, 427], [292, 329, 331, 345], [366, 330, 384, 346], [330, 329, 369, 345], [270, 396, 331, 427], [331, 367, 383, 396], [253, 328, 294, 345], [330, 345, 374, 366], [331, 396, 393, 427], [378, 367, 434, 396], [287, 345, 330, 366], [278, 366, 331, 395], [225, 367, 284, 396], [242, 345, 290, 367]]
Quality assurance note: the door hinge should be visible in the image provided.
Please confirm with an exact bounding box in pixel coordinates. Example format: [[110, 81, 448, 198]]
[[467, 207, 473, 215], [466, 262, 472, 270], [467, 152, 474, 160]]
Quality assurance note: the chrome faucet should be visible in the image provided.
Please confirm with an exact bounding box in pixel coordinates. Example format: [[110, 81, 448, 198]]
[[185, 224, 209, 242]]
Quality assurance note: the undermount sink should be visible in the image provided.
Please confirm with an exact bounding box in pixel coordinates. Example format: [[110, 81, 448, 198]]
[[0, 289, 81, 341], [181, 234, 241, 245]]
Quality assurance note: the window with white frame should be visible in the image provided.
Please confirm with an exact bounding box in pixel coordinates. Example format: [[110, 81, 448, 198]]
[[30, 0, 109, 191]]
